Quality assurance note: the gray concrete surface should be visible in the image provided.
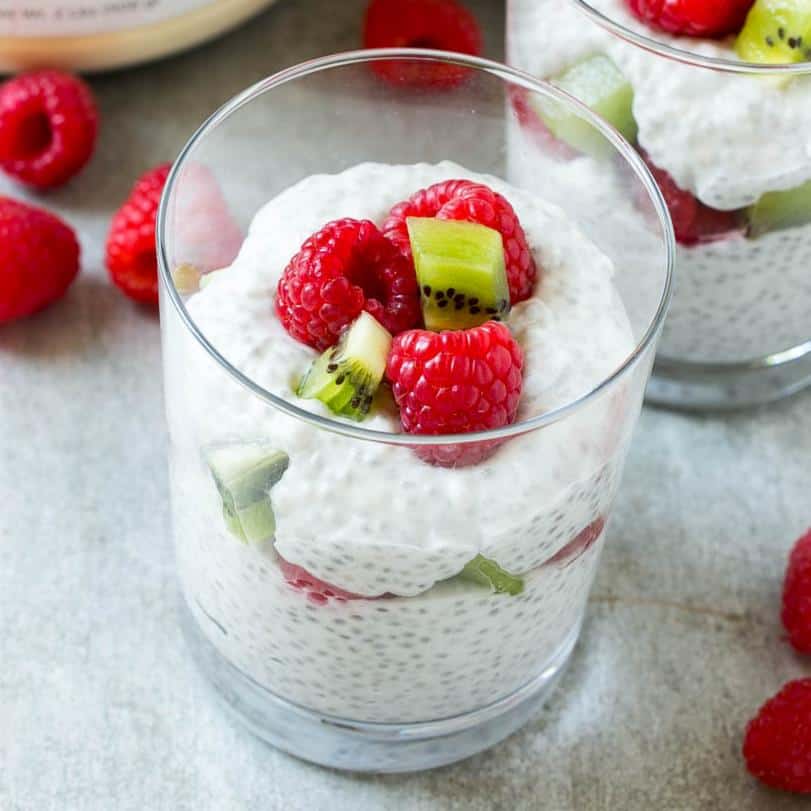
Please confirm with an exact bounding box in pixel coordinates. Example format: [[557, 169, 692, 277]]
[[1, 1, 810, 808]]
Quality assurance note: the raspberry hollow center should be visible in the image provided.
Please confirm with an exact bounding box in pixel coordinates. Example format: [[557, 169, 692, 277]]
[[14, 112, 52, 159]]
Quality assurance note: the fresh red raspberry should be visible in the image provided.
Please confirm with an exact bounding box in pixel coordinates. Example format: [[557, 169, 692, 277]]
[[276, 218, 420, 351], [0, 70, 98, 190], [105, 163, 170, 306], [782, 528, 811, 654], [641, 152, 743, 247], [279, 558, 365, 605], [743, 679, 811, 794], [627, 0, 754, 37], [0, 196, 80, 323], [383, 179, 537, 303], [386, 321, 524, 467], [363, 0, 482, 87]]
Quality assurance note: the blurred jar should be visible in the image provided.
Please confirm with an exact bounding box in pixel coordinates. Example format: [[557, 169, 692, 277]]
[[0, 0, 277, 73]]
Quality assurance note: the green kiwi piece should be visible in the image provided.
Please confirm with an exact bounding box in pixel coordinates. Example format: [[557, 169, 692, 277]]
[[736, 0, 811, 64], [297, 311, 392, 421], [748, 179, 811, 237], [535, 54, 637, 157], [205, 442, 290, 544], [459, 555, 524, 596], [406, 217, 510, 331]]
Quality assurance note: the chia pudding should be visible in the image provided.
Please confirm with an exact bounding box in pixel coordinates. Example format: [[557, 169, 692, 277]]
[[508, 0, 811, 366], [164, 161, 636, 724]]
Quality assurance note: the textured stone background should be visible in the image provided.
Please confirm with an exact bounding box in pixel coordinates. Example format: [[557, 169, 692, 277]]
[[1, 1, 809, 808]]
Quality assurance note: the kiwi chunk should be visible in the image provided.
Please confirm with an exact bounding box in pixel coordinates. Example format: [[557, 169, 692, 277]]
[[459, 555, 524, 596], [535, 54, 637, 157], [297, 311, 392, 421], [736, 0, 811, 64], [205, 442, 289, 544], [407, 217, 510, 331], [748, 178, 811, 237]]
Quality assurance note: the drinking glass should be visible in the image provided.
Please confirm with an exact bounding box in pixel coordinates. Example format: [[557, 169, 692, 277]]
[[157, 50, 673, 772], [509, 0, 811, 409]]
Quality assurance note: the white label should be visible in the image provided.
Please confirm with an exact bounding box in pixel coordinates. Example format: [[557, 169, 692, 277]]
[[0, 1, 217, 36]]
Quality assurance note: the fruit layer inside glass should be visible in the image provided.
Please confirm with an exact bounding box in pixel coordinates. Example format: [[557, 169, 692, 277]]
[[508, 0, 811, 366]]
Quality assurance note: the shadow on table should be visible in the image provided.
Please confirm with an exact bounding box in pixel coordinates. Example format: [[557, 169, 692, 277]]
[[0, 275, 156, 361], [347, 609, 808, 811]]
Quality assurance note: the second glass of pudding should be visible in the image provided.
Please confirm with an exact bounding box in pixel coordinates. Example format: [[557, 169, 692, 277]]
[[509, 0, 811, 409], [158, 51, 672, 772]]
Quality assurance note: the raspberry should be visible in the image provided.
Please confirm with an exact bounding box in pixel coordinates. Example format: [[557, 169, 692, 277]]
[[383, 179, 537, 303], [547, 518, 606, 567], [276, 218, 420, 351], [641, 152, 743, 246], [0, 197, 80, 323], [782, 528, 811, 654], [279, 558, 365, 605], [105, 163, 170, 306], [0, 70, 98, 190], [363, 0, 482, 87], [386, 321, 524, 467], [743, 679, 811, 794], [627, 0, 754, 37]]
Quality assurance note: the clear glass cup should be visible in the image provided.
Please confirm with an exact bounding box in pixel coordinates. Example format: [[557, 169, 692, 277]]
[[157, 50, 673, 772], [508, 0, 811, 409]]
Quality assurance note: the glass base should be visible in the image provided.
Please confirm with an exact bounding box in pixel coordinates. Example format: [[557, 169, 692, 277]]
[[181, 600, 580, 773], [647, 344, 811, 411]]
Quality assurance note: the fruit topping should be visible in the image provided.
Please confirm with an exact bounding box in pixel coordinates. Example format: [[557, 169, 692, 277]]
[[0, 196, 80, 323], [748, 179, 811, 237], [782, 527, 811, 654], [386, 321, 524, 467], [743, 678, 811, 794], [383, 179, 536, 304], [538, 54, 638, 157], [641, 152, 745, 246], [459, 555, 524, 595], [106, 162, 171, 306], [362, 0, 482, 87], [276, 217, 420, 352], [279, 557, 366, 604], [204, 442, 290, 544], [546, 518, 606, 567], [297, 311, 392, 421], [627, 0, 755, 38], [736, 0, 811, 63], [0, 69, 98, 189], [406, 217, 510, 331]]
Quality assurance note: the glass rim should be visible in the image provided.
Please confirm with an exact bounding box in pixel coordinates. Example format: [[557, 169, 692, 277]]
[[570, 0, 811, 74], [156, 47, 675, 446]]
